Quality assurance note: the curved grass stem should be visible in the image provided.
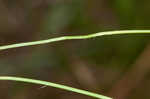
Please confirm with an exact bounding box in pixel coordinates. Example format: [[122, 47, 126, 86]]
[[0, 30, 150, 99], [0, 30, 150, 50], [0, 76, 112, 99]]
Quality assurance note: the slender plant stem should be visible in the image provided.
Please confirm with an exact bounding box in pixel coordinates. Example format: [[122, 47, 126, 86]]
[[0, 76, 112, 99], [0, 30, 150, 50], [0, 30, 150, 99]]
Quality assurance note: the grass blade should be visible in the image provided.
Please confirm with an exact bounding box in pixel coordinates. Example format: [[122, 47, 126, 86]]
[[0, 30, 150, 99], [0, 30, 150, 50], [0, 76, 112, 99]]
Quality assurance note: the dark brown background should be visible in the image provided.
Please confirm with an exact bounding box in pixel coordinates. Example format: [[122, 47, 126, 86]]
[[0, 0, 150, 99]]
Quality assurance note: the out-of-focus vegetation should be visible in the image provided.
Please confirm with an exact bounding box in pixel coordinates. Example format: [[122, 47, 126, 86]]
[[0, 0, 150, 99]]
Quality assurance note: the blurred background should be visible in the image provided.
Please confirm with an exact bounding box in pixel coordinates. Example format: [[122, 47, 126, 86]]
[[0, 0, 150, 99]]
